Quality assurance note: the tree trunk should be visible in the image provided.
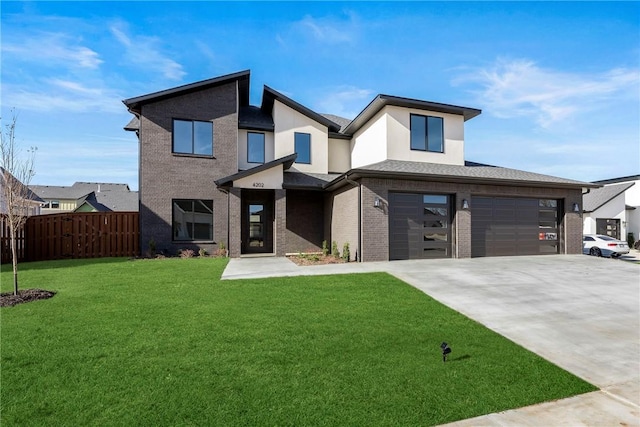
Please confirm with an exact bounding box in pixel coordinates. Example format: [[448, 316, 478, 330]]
[[10, 223, 19, 295]]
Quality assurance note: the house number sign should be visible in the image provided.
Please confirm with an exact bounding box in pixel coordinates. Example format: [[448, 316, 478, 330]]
[[252, 182, 265, 188]]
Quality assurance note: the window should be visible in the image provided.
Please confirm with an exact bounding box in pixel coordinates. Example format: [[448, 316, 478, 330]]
[[410, 114, 444, 153], [172, 199, 213, 241], [247, 132, 265, 164], [173, 119, 213, 156], [294, 132, 311, 164], [45, 200, 60, 209]]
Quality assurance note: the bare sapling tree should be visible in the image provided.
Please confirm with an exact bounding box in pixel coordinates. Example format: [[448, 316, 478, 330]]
[[1, 112, 37, 295]]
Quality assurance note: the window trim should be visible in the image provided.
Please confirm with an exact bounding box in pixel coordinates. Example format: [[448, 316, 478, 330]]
[[247, 132, 266, 164], [172, 199, 214, 242], [172, 119, 214, 157], [410, 114, 444, 153], [294, 132, 311, 164]]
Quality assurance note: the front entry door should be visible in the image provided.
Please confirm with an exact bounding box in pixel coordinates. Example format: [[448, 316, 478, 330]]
[[241, 190, 274, 254]]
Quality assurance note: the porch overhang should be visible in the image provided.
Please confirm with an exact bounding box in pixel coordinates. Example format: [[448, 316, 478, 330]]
[[215, 153, 297, 189]]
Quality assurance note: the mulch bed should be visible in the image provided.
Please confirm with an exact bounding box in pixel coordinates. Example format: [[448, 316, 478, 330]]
[[288, 254, 346, 266], [1, 289, 56, 308]]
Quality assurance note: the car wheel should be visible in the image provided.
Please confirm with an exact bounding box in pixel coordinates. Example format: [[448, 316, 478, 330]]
[[590, 247, 601, 257]]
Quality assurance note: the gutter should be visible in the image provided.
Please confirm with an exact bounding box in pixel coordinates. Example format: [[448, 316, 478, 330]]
[[343, 175, 362, 262]]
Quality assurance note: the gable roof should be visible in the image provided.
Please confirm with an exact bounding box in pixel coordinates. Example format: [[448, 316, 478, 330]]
[[583, 182, 635, 213], [261, 86, 342, 133], [320, 114, 352, 133], [31, 182, 132, 200], [123, 70, 250, 113], [592, 175, 640, 185], [325, 160, 595, 190], [0, 167, 44, 204], [342, 94, 482, 135]]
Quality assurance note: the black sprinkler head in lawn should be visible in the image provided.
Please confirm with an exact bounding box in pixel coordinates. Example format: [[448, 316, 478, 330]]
[[441, 342, 451, 362]]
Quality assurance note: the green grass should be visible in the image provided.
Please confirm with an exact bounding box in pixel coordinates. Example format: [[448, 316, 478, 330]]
[[1, 258, 596, 426]]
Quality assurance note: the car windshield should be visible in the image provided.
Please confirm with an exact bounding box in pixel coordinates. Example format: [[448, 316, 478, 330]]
[[598, 235, 617, 241]]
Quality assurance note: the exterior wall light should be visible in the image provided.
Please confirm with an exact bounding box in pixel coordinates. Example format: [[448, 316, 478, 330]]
[[572, 203, 580, 213], [374, 197, 382, 208], [462, 199, 470, 210]]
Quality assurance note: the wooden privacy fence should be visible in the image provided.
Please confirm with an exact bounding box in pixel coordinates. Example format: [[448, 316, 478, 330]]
[[1, 212, 139, 263], [1, 214, 27, 264]]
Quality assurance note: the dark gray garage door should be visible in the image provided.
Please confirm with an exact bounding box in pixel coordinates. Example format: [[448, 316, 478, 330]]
[[471, 196, 560, 257], [389, 193, 451, 260]]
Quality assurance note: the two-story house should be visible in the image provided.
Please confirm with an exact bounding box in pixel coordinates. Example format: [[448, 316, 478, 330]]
[[123, 70, 593, 261], [30, 182, 139, 215], [583, 175, 640, 242]]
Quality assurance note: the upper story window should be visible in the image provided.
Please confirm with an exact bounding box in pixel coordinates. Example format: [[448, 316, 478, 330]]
[[410, 114, 444, 153], [173, 119, 213, 156], [247, 132, 265, 164], [294, 132, 311, 164], [44, 200, 60, 209]]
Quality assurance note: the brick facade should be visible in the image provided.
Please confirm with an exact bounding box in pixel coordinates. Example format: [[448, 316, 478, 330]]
[[360, 177, 583, 262], [138, 82, 238, 255], [285, 190, 324, 254], [329, 185, 359, 261]]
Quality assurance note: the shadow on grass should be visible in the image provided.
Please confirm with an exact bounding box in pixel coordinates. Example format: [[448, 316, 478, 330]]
[[1, 257, 133, 272], [449, 354, 471, 362]]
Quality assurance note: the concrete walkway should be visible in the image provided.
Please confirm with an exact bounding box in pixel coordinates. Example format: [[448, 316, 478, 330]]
[[222, 254, 640, 426]]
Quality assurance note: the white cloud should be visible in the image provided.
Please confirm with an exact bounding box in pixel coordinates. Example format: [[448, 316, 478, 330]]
[[283, 12, 360, 46], [453, 58, 640, 128], [110, 22, 186, 81], [2, 32, 103, 69], [313, 85, 373, 119], [3, 81, 124, 114]]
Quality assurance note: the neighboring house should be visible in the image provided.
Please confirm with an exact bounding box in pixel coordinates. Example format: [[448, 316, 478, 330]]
[[0, 167, 44, 216], [123, 70, 593, 261], [29, 182, 138, 215], [583, 175, 640, 241]]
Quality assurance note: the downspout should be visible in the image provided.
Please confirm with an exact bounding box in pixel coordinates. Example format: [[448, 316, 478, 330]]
[[344, 176, 362, 262]]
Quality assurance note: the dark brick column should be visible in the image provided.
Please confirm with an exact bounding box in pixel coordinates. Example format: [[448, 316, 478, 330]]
[[228, 188, 241, 257], [455, 191, 472, 258], [275, 189, 286, 256]]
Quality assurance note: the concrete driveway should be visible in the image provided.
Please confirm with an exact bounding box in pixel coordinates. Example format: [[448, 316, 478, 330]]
[[383, 255, 640, 426], [223, 254, 640, 425]]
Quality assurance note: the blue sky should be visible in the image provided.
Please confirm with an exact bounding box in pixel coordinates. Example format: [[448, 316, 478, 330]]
[[2, 1, 638, 191]]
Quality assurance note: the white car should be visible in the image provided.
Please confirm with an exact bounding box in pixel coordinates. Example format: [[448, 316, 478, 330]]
[[583, 234, 630, 258]]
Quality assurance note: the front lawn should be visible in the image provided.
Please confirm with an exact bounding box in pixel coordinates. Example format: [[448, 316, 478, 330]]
[[1, 258, 596, 426]]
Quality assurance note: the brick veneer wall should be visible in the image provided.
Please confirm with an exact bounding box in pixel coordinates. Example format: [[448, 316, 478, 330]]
[[285, 190, 324, 253], [329, 184, 359, 261], [275, 189, 287, 256], [360, 177, 583, 262], [138, 82, 238, 256]]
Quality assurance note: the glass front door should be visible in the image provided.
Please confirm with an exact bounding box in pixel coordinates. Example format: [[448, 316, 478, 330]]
[[241, 190, 274, 254], [248, 204, 265, 249]]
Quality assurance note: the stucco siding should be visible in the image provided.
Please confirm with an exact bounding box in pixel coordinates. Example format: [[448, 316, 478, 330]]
[[238, 129, 275, 170], [328, 138, 351, 173], [350, 108, 388, 169], [583, 192, 627, 235], [273, 100, 329, 174], [385, 105, 465, 166]]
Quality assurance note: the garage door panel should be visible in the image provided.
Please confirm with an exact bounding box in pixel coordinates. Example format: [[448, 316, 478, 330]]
[[389, 192, 452, 260], [471, 196, 560, 258]]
